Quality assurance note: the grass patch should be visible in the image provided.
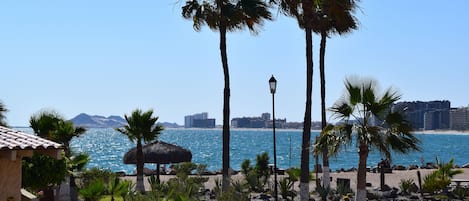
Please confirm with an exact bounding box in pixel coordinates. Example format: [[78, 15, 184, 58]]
[[99, 195, 124, 201]]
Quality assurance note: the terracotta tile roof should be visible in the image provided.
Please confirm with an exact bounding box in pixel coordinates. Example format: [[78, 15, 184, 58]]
[[0, 126, 62, 151]]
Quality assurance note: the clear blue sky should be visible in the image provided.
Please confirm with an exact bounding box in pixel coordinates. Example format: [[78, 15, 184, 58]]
[[1, 1, 468, 127]]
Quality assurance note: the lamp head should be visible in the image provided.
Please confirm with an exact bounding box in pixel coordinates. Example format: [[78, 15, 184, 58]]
[[269, 75, 277, 94]]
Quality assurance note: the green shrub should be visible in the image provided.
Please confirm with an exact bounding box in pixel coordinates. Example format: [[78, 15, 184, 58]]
[[279, 177, 296, 201], [423, 158, 463, 194], [453, 186, 469, 200], [255, 152, 270, 186], [399, 178, 414, 195], [213, 178, 250, 201], [79, 180, 105, 201], [241, 159, 252, 175], [22, 153, 68, 191], [79, 168, 115, 188]]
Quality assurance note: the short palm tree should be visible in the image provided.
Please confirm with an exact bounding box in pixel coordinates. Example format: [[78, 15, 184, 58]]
[[315, 77, 421, 201], [30, 111, 86, 156], [182, 0, 272, 191], [116, 109, 164, 192], [313, 0, 358, 188], [29, 110, 87, 201], [0, 100, 7, 127]]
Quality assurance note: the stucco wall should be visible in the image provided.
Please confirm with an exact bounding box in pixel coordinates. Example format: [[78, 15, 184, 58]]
[[0, 156, 22, 201]]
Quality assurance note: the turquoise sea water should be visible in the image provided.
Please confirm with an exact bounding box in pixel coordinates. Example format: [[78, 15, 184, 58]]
[[22, 128, 469, 174]]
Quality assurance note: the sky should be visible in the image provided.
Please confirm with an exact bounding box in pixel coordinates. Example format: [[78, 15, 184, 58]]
[[1, 1, 469, 127]]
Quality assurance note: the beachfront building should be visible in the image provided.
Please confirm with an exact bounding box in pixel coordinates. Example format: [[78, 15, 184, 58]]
[[450, 107, 469, 130], [265, 118, 287, 128], [231, 117, 266, 128], [424, 109, 450, 130], [184, 112, 215, 128], [0, 126, 63, 201], [393, 100, 451, 130], [231, 113, 289, 129]]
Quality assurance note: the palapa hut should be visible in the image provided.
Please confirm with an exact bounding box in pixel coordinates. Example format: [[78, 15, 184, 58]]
[[0, 126, 63, 201], [123, 140, 192, 180]]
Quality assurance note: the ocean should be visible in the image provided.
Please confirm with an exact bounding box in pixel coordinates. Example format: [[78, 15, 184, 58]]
[[19, 128, 469, 174]]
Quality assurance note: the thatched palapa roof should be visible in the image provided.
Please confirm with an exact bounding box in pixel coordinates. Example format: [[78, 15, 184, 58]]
[[123, 140, 192, 164]]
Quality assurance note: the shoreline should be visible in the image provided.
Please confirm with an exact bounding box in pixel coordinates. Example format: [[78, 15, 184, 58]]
[[121, 168, 469, 192], [165, 127, 469, 135]]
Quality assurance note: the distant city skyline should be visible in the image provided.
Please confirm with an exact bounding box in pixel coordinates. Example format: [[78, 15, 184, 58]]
[[1, 1, 469, 126]]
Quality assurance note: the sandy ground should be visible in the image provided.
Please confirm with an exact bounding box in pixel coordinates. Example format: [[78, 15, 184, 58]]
[[121, 168, 469, 192]]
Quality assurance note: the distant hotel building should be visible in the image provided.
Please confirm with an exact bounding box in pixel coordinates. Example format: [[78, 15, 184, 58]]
[[184, 112, 215, 128], [393, 100, 451, 130], [231, 113, 287, 128], [450, 107, 469, 130]]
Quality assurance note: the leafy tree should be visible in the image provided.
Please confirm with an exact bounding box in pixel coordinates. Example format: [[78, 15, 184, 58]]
[[0, 100, 8, 127], [315, 77, 421, 201], [181, 0, 272, 191], [116, 109, 164, 192], [313, 0, 358, 188], [22, 153, 68, 192]]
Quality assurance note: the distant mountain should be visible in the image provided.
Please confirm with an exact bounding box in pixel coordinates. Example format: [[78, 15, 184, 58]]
[[157, 122, 182, 128], [70, 113, 126, 128], [70, 113, 182, 128]]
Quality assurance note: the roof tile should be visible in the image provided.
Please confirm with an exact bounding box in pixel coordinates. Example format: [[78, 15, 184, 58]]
[[0, 126, 62, 151]]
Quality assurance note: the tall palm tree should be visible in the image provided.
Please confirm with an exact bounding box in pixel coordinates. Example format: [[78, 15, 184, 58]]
[[273, 0, 316, 199], [0, 100, 8, 127], [315, 77, 421, 201], [116, 109, 164, 192], [313, 0, 358, 188], [182, 0, 272, 191]]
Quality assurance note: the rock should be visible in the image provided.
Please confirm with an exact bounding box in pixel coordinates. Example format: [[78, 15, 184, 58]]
[[381, 184, 392, 191], [409, 183, 419, 193], [394, 165, 407, 170], [408, 164, 419, 170]]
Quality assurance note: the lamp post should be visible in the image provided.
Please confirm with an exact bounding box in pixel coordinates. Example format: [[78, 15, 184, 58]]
[[269, 75, 278, 201]]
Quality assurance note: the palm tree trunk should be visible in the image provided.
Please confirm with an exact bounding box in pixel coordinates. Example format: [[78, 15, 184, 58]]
[[300, 1, 314, 200], [219, 25, 231, 192], [319, 31, 330, 188], [356, 143, 369, 201], [70, 175, 78, 201], [136, 140, 145, 192]]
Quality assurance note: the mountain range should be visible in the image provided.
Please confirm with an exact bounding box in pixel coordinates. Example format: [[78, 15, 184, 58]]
[[69, 113, 181, 128]]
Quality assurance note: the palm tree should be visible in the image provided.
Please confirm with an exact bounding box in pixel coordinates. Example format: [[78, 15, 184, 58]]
[[67, 152, 90, 201], [30, 111, 86, 156], [29, 110, 87, 201], [313, 0, 358, 188], [116, 109, 164, 192], [182, 0, 272, 191], [315, 77, 421, 201], [0, 100, 8, 127], [273, 0, 316, 199]]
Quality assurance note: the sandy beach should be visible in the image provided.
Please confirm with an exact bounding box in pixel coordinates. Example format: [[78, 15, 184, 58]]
[[121, 168, 469, 192]]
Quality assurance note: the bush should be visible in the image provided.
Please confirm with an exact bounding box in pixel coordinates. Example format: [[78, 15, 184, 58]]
[[79, 168, 116, 189], [423, 158, 463, 194], [399, 178, 414, 195], [79, 180, 105, 201], [213, 178, 250, 201]]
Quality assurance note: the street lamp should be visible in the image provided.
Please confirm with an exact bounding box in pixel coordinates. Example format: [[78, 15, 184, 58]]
[[269, 75, 278, 201]]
